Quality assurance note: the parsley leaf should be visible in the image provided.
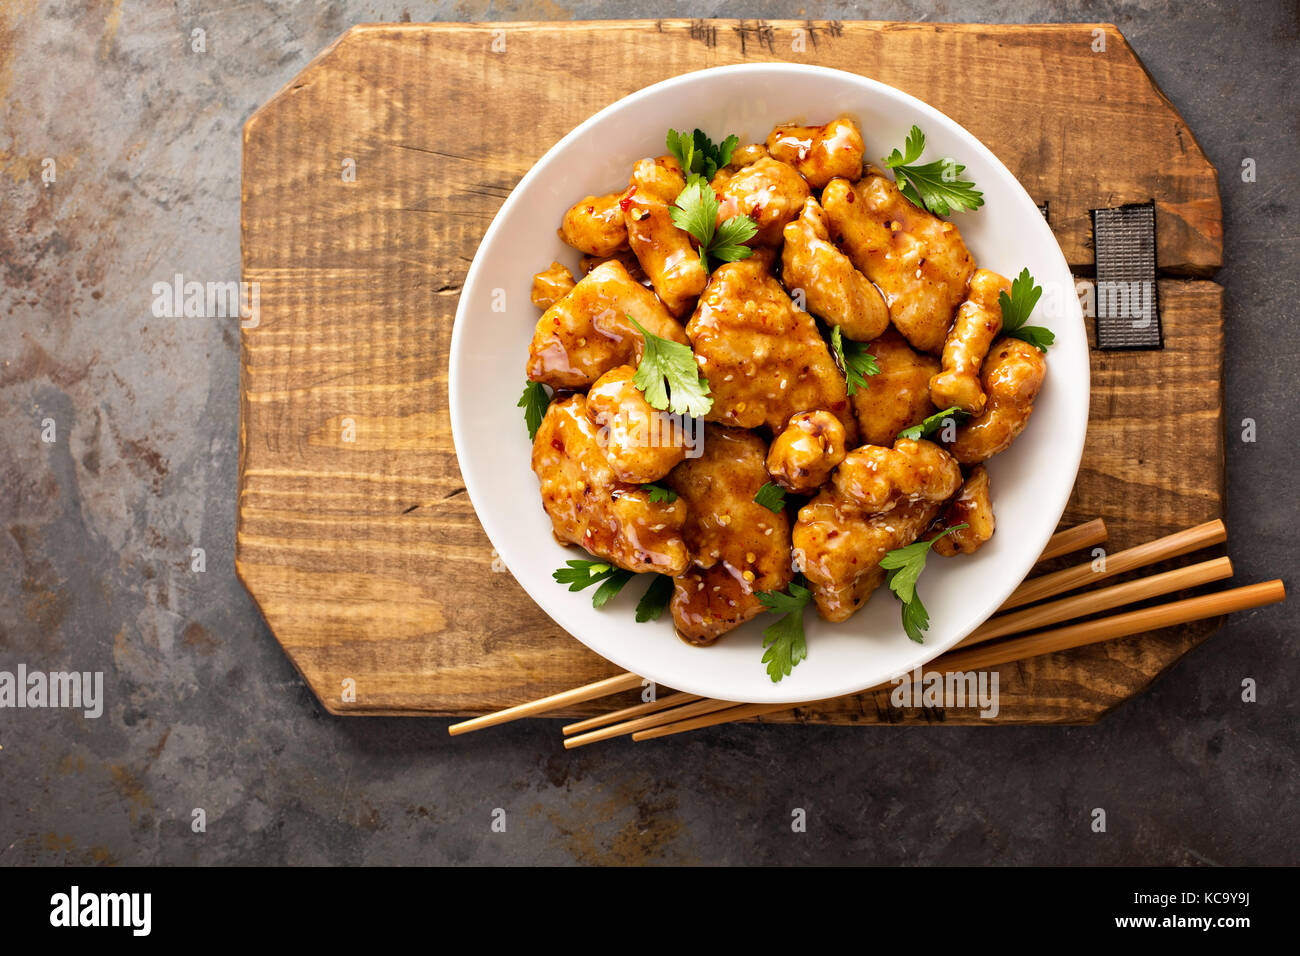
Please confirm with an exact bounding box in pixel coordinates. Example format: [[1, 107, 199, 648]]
[[757, 579, 812, 682], [878, 525, 967, 643], [634, 574, 675, 622], [666, 129, 698, 180], [998, 267, 1055, 352], [900, 595, 931, 645], [553, 559, 615, 590], [669, 178, 757, 272], [753, 481, 787, 514], [518, 380, 551, 441], [830, 325, 881, 396], [897, 406, 968, 441], [627, 316, 713, 418], [712, 214, 760, 263], [553, 558, 633, 609], [642, 483, 678, 503], [667, 128, 739, 181], [883, 125, 984, 216], [592, 570, 634, 608]]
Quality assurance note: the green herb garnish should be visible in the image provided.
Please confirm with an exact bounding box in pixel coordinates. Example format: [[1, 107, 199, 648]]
[[642, 483, 678, 503], [634, 574, 675, 622], [753, 481, 787, 514], [883, 125, 984, 216], [669, 177, 758, 272], [897, 406, 968, 441], [878, 525, 967, 643], [553, 559, 634, 609], [666, 128, 740, 183], [830, 325, 881, 396], [518, 380, 551, 441], [756, 579, 812, 683], [998, 267, 1055, 352], [627, 316, 713, 418]]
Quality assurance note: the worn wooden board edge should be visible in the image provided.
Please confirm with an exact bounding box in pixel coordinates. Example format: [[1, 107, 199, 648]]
[[241, 19, 1222, 276], [236, 20, 1227, 723]]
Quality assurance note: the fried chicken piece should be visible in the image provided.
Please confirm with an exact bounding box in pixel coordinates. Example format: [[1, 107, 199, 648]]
[[586, 365, 688, 484], [822, 168, 976, 354], [851, 327, 941, 447], [532, 395, 689, 576], [930, 270, 1011, 414], [687, 253, 855, 436], [930, 465, 995, 556], [766, 410, 847, 494], [580, 250, 649, 285], [559, 191, 629, 257], [624, 155, 708, 317], [946, 338, 1047, 465], [666, 426, 793, 644], [766, 116, 865, 188], [526, 259, 687, 389], [530, 261, 577, 310], [712, 156, 810, 247], [794, 439, 961, 621], [723, 142, 770, 170], [830, 439, 963, 514], [781, 197, 890, 342]]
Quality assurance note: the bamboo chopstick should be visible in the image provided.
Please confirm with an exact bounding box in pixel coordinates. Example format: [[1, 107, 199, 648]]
[[584, 520, 1160, 741], [562, 692, 703, 735], [632, 579, 1285, 741], [999, 519, 1225, 611], [1037, 518, 1108, 562], [962, 556, 1234, 647], [564, 697, 740, 749], [450, 520, 1109, 737], [447, 671, 642, 735]]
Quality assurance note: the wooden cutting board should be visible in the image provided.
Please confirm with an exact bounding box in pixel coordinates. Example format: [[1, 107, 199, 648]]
[[237, 20, 1224, 723]]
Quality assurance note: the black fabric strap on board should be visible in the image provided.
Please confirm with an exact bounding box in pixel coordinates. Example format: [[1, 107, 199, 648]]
[[1090, 201, 1162, 350]]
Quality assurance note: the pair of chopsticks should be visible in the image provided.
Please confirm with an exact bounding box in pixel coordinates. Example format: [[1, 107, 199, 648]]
[[448, 518, 1285, 745]]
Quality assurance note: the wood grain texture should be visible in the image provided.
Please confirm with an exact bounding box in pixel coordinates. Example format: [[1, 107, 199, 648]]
[[238, 21, 1225, 722]]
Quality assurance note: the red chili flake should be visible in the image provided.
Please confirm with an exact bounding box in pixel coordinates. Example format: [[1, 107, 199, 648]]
[[586, 206, 595, 215], [846, 191, 855, 204], [618, 187, 637, 211], [550, 438, 564, 452], [827, 529, 840, 539]]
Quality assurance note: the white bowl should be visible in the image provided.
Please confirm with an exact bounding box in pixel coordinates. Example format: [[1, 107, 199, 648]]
[[449, 63, 1088, 706]]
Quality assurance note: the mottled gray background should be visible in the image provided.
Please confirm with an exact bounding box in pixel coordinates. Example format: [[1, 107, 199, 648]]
[[1, 0, 1295, 866]]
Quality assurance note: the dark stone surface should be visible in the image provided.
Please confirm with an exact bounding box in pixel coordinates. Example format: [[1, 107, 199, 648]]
[[0, 0, 1295, 865]]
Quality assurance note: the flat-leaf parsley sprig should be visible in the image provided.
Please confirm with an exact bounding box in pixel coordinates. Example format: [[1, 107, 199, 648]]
[[830, 325, 881, 396], [627, 316, 713, 418], [666, 128, 739, 184], [878, 525, 967, 643], [518, 380, 552, 441], [553, 558, 634, 609], [642, 483, 678, 503], [634, 574, 675, 623], [670, 178, 758, 272], [998, 268, 1055, 352], [883, 125, 984, 216], [753, 481, 787, 514], [756, 578, 813, 682], [897, 406, 968, 442]]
